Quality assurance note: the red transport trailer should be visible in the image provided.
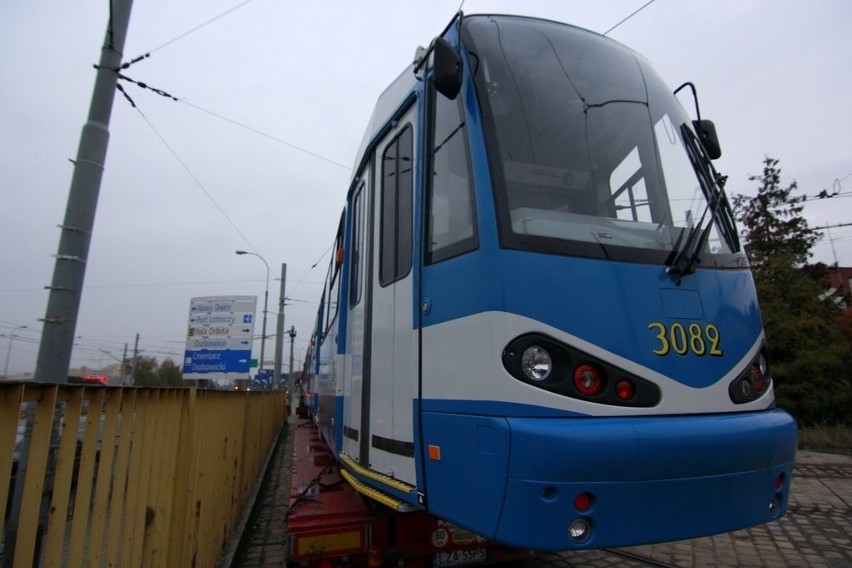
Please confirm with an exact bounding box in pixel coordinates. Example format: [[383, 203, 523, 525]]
[[285, 418, 530, 567]]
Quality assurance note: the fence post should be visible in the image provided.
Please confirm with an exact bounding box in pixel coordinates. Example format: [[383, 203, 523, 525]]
[[41, 386, 85, 566], [13, 385, 59, 567], [0, 383, 25, 552], [167, 387, 198, 566], [104, 388, 137, 566]]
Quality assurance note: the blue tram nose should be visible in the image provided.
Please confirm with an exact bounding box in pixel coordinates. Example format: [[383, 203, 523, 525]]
[[422, 409, 796, 550]]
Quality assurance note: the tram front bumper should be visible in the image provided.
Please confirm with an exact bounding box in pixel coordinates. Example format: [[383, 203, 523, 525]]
[[494, 409, 798, 550]]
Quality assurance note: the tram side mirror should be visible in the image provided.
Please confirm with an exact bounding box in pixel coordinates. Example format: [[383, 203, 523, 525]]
[[693, 119, 722, 160], [433, 37, 462, 100]]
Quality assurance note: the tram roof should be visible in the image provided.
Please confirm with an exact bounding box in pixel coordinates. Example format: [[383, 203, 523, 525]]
[[351, 63, 419, 184]]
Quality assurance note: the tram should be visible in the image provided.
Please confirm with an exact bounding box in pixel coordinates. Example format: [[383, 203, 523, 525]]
[[302, 13, 797, 550]]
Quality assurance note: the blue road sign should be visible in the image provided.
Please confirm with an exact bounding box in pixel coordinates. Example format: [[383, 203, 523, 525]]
[[183, 296, 257, 378], [182, 349, 252, 374]]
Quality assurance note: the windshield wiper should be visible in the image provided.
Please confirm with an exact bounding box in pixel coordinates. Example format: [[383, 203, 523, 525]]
[[682, 124, 739, 250], [666, 125, 739, 283], [666, 203, 712, 283]]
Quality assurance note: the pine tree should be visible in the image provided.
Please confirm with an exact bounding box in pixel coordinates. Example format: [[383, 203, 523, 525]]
[[733, 157, 851, 425], [733, 157, 820, 268]]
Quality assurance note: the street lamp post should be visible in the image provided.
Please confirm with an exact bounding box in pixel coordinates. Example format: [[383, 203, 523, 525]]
[[4, 325, 27, 379], [235, 251, 269, 374]]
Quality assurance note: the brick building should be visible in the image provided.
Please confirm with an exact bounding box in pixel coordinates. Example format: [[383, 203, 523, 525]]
[[827, 265, 852, 312]]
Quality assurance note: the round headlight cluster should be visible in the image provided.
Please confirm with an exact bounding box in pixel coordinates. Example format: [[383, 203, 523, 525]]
[[521, 345, 552, 381], [729, 350, 771, 404], [503, 334, 661, 407]]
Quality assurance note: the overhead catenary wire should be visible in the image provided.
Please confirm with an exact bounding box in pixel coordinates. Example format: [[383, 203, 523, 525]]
[[0, 277, 325, 294], [806, 192, 852, 200], [119, 0, 256, 71], [800, 172, 852, 202], [288, 242, 335, 298], [0, 319, 36, 330], [180, 100, 351, 171], [147, 0, 255, 55], [129, 103, 262, 253], [109, 0, 350, 172], [109, 68, 351, 172], [603, 0, 658, 36]]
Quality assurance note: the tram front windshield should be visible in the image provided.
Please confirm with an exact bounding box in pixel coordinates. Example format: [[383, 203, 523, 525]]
[[461, 15, 743, 267]]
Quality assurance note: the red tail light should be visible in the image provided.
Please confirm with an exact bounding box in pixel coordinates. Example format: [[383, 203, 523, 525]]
[[573, 364, 602, 396], [750, 364, 765, 394], [574, 492, 593, 512], [615, 380, 634, 401]]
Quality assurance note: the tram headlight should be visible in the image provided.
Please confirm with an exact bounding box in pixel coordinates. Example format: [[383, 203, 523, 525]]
[[568, 518, 592, 543], [758, 351, 769, 377], [521, 345, 552, 381], [769, 496, 781, 516]]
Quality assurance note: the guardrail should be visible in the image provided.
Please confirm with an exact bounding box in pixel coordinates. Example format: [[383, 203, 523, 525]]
[[0, 383, 287, 567]]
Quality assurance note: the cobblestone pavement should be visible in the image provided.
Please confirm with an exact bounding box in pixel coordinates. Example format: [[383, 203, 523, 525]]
[[230, 416, 852, 568], [531, 450, 852, 568]]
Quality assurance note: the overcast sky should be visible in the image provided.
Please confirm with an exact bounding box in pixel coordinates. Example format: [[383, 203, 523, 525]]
[[2, 0, 851, 378]]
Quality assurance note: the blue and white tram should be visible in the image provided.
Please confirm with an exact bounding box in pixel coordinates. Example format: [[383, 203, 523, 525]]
[[303, 13, 797, 550]]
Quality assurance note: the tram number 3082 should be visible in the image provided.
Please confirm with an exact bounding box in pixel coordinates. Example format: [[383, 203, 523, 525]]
[[647, 322, 723, 357]]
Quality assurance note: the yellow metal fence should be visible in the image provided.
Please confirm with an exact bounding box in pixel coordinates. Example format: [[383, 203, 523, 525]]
[[0, 383, 287, 567]]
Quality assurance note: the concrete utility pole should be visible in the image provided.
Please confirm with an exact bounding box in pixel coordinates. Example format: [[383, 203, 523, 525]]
[[8, 5, 135, 562], [273, 263, 287, 390], [121, 342, 128, 382], [130, 333, 140, 385], [34, 0, 135, 383], [3, 325, 27, 379]]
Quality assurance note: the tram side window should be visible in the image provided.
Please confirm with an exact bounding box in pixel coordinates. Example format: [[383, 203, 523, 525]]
[[427, 83, 477, 264], [315, 291, 326, 343], [349, 183, 365, 307], [380, 125, 413, 286], [324, 219, 343, 336]]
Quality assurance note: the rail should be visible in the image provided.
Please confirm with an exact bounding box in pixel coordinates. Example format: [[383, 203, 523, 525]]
[[0, 382, 287, 567]]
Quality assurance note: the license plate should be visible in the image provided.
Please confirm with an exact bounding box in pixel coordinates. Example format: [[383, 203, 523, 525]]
[[433, 547, 487, 567]]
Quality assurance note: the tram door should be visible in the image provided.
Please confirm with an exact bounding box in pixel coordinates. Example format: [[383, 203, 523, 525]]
[[358, 107, 419, 484], [342, 176, 368, 462]]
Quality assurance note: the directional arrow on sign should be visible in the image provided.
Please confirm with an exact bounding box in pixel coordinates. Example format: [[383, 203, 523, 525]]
[[183, 296, 258, 378]]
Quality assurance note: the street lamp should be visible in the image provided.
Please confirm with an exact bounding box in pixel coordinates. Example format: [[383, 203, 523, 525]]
[[4, 325, 27, 379], [235, 250, 269, 374]]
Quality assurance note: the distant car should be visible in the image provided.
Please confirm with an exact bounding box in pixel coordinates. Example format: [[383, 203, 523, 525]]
[[67, 375, 109, 386]]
